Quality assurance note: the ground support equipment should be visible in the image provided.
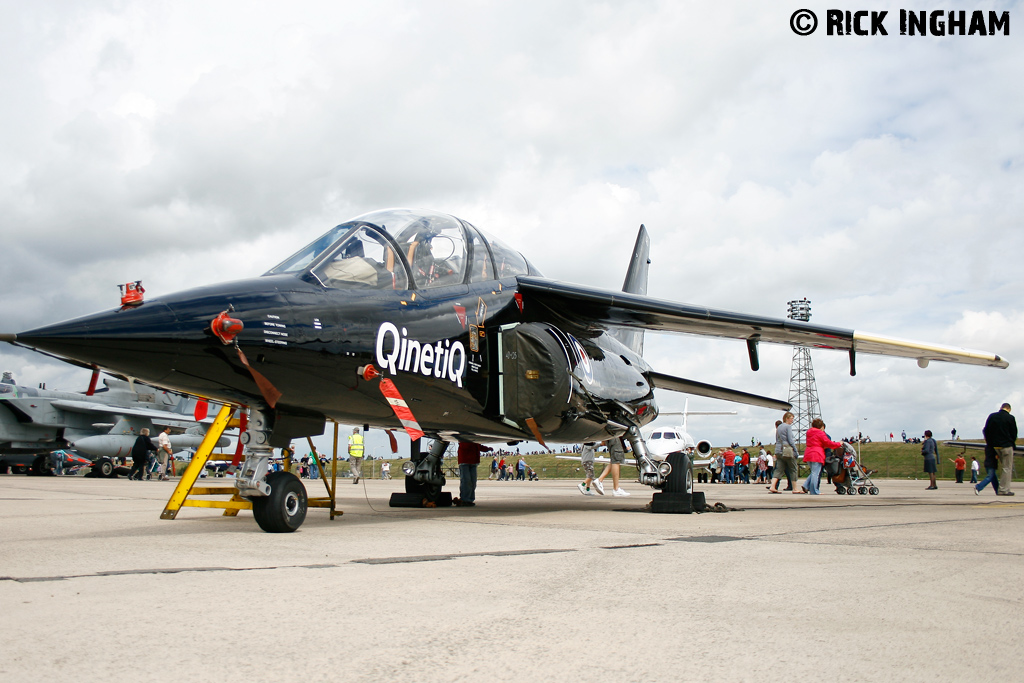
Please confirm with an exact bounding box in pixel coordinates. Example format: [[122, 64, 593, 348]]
[[160, 408, 343, 522]]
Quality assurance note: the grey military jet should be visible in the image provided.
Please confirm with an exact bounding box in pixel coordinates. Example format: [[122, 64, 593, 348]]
[[0, 371, 229, 476]]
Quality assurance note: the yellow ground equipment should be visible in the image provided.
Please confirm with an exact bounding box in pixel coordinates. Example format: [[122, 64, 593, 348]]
[[161, 407, 343, 521]]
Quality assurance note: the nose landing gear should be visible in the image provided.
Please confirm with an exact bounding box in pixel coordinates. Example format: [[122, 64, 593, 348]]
[[235, 407, 308, 532]]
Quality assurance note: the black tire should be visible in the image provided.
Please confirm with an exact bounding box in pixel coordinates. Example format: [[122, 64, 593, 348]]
[[869, 487, 879, 495], [31, 455, 54, 476], [846, 486, 857, 496], [405, 474, 426, 495], [251, 472, 307, 533], [858, 486, 867, 495], [97, 458, 114, 477], [662, 452, 690, 493], [12, 465, 27, 474]]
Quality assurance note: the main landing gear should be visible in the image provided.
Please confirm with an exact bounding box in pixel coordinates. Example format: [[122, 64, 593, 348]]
[[391, 438, 452, 508], [621, 424, 705, 513]]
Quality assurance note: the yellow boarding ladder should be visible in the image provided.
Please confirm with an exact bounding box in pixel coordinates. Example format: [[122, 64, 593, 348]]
[[160, 406, 343, 521]]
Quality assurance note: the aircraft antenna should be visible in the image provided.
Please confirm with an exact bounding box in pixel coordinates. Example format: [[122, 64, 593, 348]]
[[786, 298, 822, 443]]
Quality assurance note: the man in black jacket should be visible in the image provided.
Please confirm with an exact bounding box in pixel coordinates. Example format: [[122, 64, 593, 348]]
[[128, 429, 157, 481], [983, 404, 1017, 496]]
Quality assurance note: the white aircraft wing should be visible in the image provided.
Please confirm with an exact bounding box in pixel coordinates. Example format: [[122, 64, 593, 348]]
[[555, 455, 712, 467]]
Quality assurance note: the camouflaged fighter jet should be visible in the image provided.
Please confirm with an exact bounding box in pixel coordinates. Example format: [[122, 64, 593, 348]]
[[0, 370, 227, 476], [1, 209, 1008, 531]]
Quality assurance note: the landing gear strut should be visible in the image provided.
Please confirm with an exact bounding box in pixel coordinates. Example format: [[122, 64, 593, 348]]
[[621, 424, 704, 513], [623, 425, 672, 488]]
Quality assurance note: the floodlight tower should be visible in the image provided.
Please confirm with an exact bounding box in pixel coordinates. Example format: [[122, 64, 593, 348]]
[[787, 298, 822, 443]]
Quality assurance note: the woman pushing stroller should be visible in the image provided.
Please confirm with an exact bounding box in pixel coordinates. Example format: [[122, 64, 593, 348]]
[[797, 418, 845, 495]]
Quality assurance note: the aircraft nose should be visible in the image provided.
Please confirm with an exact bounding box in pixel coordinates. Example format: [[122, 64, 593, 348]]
[[14, 302, 182, 382]]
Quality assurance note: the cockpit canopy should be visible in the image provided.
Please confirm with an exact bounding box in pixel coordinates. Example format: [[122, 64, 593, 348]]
[[266, 209, 541, 290]]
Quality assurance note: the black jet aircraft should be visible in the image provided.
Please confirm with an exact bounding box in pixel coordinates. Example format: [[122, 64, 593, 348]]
[[1, 209, 1008, 531]]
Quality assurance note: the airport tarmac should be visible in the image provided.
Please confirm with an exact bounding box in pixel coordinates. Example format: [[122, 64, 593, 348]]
[[2, 474, 1022, 682]]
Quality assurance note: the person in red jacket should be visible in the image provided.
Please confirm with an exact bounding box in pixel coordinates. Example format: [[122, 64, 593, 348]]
[[722, 448, 737, 484], [454, 440, 491, 507], [799, 418, 843, 495], [949, 454, 967, 483]]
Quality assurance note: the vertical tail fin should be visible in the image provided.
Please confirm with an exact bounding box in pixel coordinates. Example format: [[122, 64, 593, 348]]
[[609, 224, 650, 356]]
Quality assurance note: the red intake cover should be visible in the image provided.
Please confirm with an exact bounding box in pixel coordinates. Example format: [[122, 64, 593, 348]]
[[211, 311, 243, 344]]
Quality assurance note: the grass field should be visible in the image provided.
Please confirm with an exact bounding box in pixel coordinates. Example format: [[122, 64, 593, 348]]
[[441, 441, 1022, 482], [179, 440, 1020, 484]]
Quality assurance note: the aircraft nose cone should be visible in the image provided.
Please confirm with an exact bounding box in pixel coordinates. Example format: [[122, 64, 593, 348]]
[[16, 302, 182, 382]]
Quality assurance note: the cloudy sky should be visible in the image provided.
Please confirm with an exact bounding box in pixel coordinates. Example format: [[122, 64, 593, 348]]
[[1, 0, 1021, 454]]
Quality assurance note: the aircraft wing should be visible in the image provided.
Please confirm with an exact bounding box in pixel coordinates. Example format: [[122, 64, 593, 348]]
[[943, 441, 1024, 456], [554, 455, 712, 467], [50, 400, 203, 425], [517, 277, 1008, 369]]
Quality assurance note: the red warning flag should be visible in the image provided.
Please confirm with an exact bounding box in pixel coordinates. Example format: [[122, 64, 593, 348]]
[[378, 378, 424, 441], [231, 410, 248, 468], [236, 347, 282, 408]]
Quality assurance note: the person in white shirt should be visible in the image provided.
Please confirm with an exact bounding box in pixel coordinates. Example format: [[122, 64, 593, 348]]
[[156, 427, 173, 481], [577, 442, 598, 495]]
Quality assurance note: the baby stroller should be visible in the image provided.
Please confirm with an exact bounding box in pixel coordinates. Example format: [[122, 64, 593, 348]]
[[829, 443, 879, 495]]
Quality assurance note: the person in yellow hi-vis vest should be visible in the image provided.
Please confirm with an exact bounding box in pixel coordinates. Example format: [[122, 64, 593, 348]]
[[348, 427, 364, 484]]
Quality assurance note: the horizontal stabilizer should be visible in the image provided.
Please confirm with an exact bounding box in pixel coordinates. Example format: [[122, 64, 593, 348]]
[[648, 372, 791, 411]]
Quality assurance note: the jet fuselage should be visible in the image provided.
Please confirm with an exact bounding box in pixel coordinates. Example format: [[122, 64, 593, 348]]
[[15, 214, 659, 448]]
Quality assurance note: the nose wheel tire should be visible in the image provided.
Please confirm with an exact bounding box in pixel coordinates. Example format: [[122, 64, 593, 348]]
[[251, 472, 308, 533]]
